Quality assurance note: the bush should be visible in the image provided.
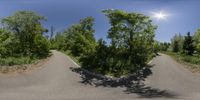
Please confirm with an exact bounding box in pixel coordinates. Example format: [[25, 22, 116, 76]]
[[33, 34, 50, 57], [80, 39, 109, 74], [0, 29, 21, 57], [80, 10, 156, 76], [1, 11, 50, 57], [0, 11, 50, 66], [196, 43, 200, 54], [52, 10, 156, 76]]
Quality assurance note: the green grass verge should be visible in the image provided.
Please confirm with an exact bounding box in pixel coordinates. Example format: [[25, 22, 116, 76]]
[[0, 52, 52, 73], [0, 56, 38, 66], [62, 50, 81, 65], [163, 51, 200, 73], [0, 51, 52, 66], [164, 52, 200, 65], [0, 56, 43, 73]]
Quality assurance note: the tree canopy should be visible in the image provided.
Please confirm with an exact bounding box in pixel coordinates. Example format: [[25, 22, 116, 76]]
[[2, 11, 47, 55], [0, 11, 50, 58], [79, 9, 157, 76]]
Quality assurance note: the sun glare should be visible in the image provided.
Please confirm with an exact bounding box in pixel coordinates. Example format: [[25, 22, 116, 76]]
[[153, 11, 168, 20]]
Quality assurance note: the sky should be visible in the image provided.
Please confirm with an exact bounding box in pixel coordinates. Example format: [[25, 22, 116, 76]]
[[0, 0, 200, 42]]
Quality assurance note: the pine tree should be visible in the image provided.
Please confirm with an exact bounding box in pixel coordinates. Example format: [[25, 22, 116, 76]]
[[183, 32, 194, 55], [173, 40, 179, 52]]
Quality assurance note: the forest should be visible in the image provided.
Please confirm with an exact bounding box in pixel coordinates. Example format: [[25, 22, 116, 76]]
[[168, 30, 200, 65], [153, 29, 200, 69], [1, 9, 200, 76], [51, 9, 156, 76]]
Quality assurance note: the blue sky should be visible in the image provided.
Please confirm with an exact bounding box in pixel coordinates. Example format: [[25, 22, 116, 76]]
[[1, 0, 200, 42]]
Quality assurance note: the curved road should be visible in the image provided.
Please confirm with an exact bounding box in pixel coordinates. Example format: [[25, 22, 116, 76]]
[[0, 51, 200, 100]]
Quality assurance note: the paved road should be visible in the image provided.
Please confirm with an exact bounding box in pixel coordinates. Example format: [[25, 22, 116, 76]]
[[0, 51, 200, 100], [145, 54, 200, 100]]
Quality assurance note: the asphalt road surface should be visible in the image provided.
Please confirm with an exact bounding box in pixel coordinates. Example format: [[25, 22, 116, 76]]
[[0, 51, 200, 100]]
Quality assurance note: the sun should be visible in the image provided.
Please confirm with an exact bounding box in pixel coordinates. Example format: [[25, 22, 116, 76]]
[[153, 11, 168, 20]]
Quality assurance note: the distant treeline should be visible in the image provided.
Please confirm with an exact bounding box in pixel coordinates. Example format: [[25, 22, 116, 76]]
[[167, 31, 200, 65]]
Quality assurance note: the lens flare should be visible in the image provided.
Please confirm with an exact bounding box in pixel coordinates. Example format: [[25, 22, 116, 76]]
[[153, 11, 168, 20]]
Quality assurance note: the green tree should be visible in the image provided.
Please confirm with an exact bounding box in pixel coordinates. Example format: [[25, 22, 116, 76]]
[[183, 32, 195, 55], [61, 17, 96, 57], [193, 29, 200, 45], [153, 41, 160, 54], [196, 43, 200, 54], [173, 40, 179, 52], [80, 39, 109, 74], [0, 29, 20, 57], [34, 34, 50, 57], [50, 32, 66, 50], [193, 29, 200, 54], [1, 11, 48, 56], [160, 42, 170, 51], [102, 9, 156, 74], [79, 17, 96, 42], [171, 34, 184, 53]]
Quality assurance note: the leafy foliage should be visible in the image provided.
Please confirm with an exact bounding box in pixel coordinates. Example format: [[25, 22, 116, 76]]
[[193, 29, 200, 54], [52, 17, 96, 57], [51, 10, 157, 76], [153, 41, 160, 54], [80, 39, 109, 74], [0, 29, 20, 57], [33, 34, 50, 57], [79, 10, 156, 76], [183, 32, 195, 55], [152, 41, 170, 53], [0, 11, 50, 66], [171, 34, 184, 53], [170, 32, 196, 56], [102, 9, 156, 73], [166, 52, 200, 65], [168, 29, 200, 66], [159, 42, 170, 51], [196, 43, 200, 54], [50, 32, 66, 50], [1, 11, 49, 57]]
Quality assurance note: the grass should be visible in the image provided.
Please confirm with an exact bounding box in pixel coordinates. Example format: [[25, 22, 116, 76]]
[[0, 56, 38, 66], [62, 50, 81, 65], [0, 53, 52, 73], [0, 56, 38, 73], [164, 52, 200, 64], [164, 51, 200, 73]]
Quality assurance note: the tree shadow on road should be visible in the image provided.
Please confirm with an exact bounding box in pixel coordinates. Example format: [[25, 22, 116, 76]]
[[70, 65, 178, 98]]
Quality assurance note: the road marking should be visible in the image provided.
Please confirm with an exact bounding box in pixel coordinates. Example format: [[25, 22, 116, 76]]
[[66, 55, 81, 67], [148, 59, 154, 64]]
